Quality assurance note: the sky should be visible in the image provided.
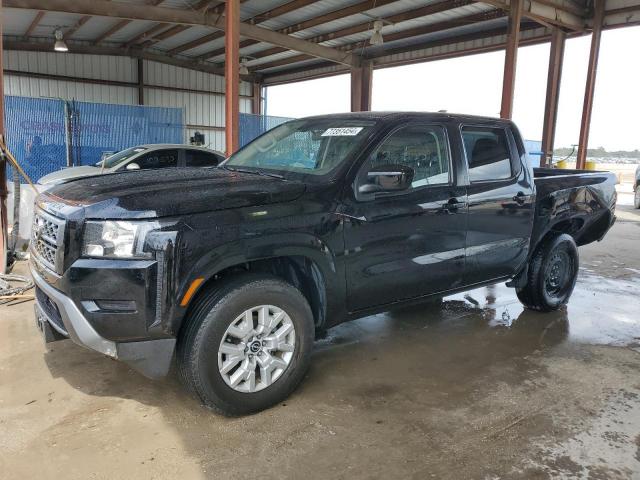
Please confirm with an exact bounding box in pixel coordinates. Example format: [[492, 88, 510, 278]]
[[265, 26, 640, 151]]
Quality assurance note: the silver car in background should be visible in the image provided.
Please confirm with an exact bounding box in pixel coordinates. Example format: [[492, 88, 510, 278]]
[[38, 144, 225, 187]]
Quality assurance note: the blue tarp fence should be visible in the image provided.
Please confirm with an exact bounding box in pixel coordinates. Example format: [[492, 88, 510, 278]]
[[4, 95, 184, 181], [239, 113, 292, 148]]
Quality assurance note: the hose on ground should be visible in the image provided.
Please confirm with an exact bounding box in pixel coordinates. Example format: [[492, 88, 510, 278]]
[[0, 273, 34, 299]]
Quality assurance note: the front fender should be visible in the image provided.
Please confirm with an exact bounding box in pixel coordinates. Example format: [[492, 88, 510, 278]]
[[168, 231, 345, 335]]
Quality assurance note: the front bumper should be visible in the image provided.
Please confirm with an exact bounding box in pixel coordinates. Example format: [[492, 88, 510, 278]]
[[31, 263, 175, 378], [32, 264, 118, 356]]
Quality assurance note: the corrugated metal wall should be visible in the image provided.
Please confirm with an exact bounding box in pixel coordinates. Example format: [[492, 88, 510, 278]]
[[2, 50, 253, 152]]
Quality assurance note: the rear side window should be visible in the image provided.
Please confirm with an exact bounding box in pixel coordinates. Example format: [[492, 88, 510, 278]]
[[185, 150, 221, 167], [462, 127, 513, 182]]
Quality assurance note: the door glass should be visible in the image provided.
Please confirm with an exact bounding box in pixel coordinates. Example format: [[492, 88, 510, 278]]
[[362, 125, 450, 190], [135, 149, 179, 170], [185, 150, 221, 167], [462, 127, 512, 182]]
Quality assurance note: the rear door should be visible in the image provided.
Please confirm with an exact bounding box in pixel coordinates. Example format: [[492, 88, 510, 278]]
[[342, 123, 467, 311], [460, 125, 534, 285]]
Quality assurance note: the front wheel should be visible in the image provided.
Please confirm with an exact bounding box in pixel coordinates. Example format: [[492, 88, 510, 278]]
[[516, 234, 579, 312], [634, 187, 640, 209], [177, 274, 315, 416]]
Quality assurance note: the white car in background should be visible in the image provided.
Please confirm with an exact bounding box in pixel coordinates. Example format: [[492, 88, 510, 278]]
[[38, 144, 225, 187]]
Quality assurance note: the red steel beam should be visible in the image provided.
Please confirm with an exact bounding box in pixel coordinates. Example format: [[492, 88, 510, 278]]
[[576, 0, 605, 169], [252, 82, 262, 115], [500, 0, 523, 119], [137, 58, 145, 105], [350, 62, 373, 112], [225, 0, 240, 156], [540, 27, 565, 167]]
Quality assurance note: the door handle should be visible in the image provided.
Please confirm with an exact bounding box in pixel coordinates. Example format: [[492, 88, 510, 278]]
[[440, 197, 468, 213], [512, 192, 532, 205]]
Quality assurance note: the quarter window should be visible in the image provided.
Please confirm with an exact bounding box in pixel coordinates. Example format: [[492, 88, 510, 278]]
[[364, 125, 450, 191], [185, 150, 221, 167], [462, 127, 513, 182]]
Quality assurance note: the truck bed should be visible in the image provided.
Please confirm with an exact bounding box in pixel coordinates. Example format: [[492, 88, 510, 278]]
[[530, 167, 617, 249]]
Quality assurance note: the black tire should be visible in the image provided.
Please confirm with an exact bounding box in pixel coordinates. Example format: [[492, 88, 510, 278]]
[[177, 274, 315, 416], [516, 233, 579, 312], [634, 186, 640, 209]]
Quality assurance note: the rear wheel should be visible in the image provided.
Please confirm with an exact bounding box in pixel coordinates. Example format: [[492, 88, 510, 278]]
[[177, 274, 315, 416], [634, 186, 640, 209], [516, 234, 579, 312]]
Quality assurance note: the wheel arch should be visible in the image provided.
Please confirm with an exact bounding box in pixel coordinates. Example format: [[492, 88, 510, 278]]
[[173, 239, 342, 338]]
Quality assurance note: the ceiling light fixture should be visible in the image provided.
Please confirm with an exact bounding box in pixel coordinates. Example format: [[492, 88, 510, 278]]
[[239, 58, 249, 75], [54, 29, 68, 52], [369, 20, 384, 46]]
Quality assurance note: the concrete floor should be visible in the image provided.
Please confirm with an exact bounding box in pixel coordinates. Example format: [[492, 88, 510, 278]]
[[2, 194, 640, 480]]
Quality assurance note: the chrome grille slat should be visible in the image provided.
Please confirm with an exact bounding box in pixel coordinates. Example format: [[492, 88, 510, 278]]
[[31, 208, 66, 274]]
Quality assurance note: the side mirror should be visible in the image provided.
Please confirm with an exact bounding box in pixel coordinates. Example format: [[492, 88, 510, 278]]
[[126, 162, 140, 171], [358, 164, 414, 195]]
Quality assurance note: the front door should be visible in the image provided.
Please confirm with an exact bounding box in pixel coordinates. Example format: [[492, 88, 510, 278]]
[[341, 123, 467, 312]]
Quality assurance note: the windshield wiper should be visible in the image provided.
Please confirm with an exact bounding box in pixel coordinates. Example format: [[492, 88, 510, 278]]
[[223, 165, 259, 176], [224, 165, 284, 180]]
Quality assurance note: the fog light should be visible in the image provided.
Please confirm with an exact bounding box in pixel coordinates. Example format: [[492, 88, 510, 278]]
[[82, 300, 137, 313]]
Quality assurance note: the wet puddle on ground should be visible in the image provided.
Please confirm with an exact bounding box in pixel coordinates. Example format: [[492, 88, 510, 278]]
[[318, 271, 640, 352]]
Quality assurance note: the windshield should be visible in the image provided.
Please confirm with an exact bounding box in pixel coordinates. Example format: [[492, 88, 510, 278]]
[[96, 146, 148, 169], [224, 119, 375, 178]]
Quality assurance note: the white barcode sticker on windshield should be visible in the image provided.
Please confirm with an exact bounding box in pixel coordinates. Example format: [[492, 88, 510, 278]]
[[321, 127, 364, 137]]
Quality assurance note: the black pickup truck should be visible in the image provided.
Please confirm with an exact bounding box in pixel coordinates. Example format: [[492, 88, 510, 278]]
[[30, 112, 616, 415]]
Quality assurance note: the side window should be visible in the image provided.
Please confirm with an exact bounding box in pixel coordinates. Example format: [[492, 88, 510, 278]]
[[462, 127, 513, 182], [363, 125, 450, 191], [135, 149, 179, 170], [185, 150, 221, 167]]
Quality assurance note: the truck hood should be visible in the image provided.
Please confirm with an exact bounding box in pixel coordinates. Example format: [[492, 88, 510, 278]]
[[38, 166, 102, 186], [44, 167, 306, 219]]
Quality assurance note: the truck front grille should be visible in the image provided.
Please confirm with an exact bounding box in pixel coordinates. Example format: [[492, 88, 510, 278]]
[[31, 209, 66, 274]]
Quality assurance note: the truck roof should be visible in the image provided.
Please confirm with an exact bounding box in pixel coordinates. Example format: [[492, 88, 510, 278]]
[[299, 111, 514, 125]]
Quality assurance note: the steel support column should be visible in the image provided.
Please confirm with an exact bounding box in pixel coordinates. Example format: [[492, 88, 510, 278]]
[[576, 0, 605, 169], [252, 82, 262, 116], [225, 0, 240, 156], [137, 58, 145, 105], [0, 0, 8, 273], [540, 28, 566, 167], [350, 62, 372, 112], [500, 0, 523, 119]]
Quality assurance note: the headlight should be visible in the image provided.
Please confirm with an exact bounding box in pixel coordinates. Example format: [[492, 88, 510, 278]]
[[82, 220, 157, 258]]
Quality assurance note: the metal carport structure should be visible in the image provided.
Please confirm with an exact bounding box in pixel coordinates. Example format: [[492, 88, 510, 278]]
[[1, 0, 639, 270]]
